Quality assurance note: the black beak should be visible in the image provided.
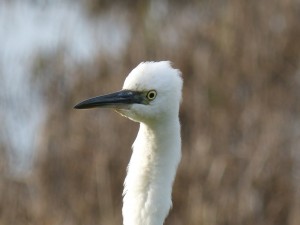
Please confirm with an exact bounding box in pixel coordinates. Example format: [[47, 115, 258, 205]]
[[74, 90, 145, 109]]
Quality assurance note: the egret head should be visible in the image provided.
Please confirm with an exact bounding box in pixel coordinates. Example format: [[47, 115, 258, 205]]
[[74, 61, 183, 124]]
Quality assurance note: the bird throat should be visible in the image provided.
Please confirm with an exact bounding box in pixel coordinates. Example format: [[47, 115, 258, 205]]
[[122, 120, 181, 225]]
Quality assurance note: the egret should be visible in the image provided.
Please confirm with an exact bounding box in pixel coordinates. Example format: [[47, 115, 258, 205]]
[[74, 61, 183, 225]]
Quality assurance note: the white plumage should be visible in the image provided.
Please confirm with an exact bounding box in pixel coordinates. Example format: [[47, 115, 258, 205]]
[[75, 61, 183, 225]]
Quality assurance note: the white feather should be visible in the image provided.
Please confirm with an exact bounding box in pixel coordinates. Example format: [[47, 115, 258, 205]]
[[120, 61, 183, 225]]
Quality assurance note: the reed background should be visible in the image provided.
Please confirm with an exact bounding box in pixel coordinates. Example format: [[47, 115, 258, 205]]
[[1, 1, 300, 225]]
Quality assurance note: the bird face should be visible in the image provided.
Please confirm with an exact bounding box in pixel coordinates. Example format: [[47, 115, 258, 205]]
[[74, 61, 182, 124]]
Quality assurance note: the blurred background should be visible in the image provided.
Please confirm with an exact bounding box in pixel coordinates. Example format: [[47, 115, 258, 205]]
[[1, 0, 300, 224]]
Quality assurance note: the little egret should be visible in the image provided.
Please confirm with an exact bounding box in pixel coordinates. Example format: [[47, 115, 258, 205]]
[[74, 61, 183, 225]]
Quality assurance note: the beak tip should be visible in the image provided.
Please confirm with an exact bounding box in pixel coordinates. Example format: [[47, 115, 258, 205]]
[[74, 103, 84, 109]]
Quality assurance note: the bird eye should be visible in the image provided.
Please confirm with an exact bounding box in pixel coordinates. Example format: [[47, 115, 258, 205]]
[[146, 90, 157, 100]]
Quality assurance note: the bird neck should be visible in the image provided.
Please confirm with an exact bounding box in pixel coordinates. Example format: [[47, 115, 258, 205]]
[[122, 117, 181, 225]]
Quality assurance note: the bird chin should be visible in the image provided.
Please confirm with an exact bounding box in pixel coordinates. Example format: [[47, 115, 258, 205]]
[[115, 107, 132, 117], [115, 108, 141, 122]]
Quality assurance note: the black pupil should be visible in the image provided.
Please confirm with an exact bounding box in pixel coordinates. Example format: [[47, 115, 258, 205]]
[[149, 92, 155, 99]]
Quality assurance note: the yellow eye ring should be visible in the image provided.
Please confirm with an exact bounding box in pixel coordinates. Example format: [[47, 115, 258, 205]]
[[146, 90, 157, 101]]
